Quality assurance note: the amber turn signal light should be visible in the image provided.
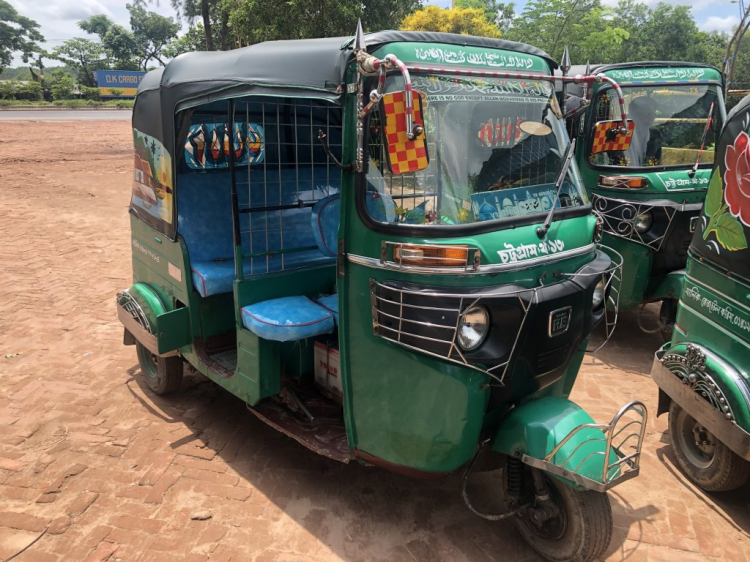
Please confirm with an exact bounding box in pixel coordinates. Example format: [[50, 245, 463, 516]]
[[393, 244, 470, 267], [598, 175, 647, 189]]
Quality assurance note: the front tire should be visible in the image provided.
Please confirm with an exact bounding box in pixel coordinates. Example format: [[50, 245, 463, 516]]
[[136, 342, 183, 395], [668, 401, 749, 491], [515, 476, 612, 562]]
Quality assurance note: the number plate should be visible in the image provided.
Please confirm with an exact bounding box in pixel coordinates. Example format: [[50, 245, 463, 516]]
[[549, 306, 572, 337]]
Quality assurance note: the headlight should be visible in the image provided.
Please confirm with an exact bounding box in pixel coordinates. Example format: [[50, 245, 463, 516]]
[[634, 211, 653, 234], [457, 306, 489, 351], [592, 279, 606, 308]]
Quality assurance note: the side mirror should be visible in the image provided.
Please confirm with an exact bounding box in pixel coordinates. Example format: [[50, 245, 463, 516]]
[[379, 90, 429, 175], [591, 119, 634, 154]]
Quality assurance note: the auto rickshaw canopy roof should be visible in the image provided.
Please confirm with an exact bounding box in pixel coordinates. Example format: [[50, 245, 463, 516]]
[[136, 30, 556, 111]]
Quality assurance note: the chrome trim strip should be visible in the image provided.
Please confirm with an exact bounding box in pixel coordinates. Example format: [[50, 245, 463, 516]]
[[349, 243, 597, 275], [684, 273, 750, 315], [594, 195, 703, 212]]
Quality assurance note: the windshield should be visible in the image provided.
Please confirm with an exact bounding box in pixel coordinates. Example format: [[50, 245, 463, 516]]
[[588, 84, 723, 169], [365, 74, 587, 227]]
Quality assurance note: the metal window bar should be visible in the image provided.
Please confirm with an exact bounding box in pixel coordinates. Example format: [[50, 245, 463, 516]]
[[229, 98, 342, 279]]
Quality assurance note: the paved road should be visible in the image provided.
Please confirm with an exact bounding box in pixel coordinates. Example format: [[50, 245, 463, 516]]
[[0, 109, 131, 121]]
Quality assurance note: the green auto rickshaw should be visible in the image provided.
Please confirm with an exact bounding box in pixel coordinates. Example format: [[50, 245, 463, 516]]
[[562, 61, 726, 337], [651, 94, 750, 492], [117, 26, 647, 561]]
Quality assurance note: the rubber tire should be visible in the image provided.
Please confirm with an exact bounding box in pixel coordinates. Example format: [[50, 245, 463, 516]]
[[668, 401, 750, 492], [136, 342, 183, 395], [515, 476, 612, 562]]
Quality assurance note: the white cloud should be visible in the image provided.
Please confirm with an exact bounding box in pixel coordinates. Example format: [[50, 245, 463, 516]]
[[702, 14, 740, 33]]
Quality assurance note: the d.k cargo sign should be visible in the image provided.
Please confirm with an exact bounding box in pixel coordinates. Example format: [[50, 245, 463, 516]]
[[95, 70, 146, 98]]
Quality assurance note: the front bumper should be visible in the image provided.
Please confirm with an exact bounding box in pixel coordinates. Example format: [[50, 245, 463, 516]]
[[369, 249, 619, 392], [651, 350, 750, 461]]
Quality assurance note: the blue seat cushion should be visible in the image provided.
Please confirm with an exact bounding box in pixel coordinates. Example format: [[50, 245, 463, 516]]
[[191, 252, 335, 297], [311, 194, 340, 257], [316, 294, 339, 324], [241, 296, 334, 342]]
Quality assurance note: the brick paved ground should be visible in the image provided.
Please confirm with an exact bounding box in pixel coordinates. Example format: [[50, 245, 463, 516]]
[[0, 119, 748, 562]]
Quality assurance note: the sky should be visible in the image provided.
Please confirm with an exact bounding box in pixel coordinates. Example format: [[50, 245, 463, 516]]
[[7, 0, 747, 66]]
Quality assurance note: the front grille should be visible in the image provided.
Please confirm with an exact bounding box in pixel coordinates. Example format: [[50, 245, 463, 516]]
[[537, 344, 570, 373], [370, 280, 464, 359]]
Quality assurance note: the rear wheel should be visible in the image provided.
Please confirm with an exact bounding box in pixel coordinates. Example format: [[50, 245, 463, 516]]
[[136, 342, 183, 395], [515, 475, 612, 562], [668, 401, 749, 491]]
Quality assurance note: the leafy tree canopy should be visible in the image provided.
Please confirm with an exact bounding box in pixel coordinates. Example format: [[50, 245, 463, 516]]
[[401, 6, 502, 38], [0, 0, 44, 75]]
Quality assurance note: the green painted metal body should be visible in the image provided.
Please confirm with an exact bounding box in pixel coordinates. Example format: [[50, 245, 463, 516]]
[[573, 64, 725, 311], [665, 257, 750, 432], [123, 38, 629, 481]]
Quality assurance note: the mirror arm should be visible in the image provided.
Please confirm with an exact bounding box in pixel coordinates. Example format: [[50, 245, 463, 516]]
[[317, 130, 354, 172]]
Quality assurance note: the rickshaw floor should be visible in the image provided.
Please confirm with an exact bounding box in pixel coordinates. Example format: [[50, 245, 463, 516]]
[[249, 395, 349, 462], [209, 348, 238, 371]]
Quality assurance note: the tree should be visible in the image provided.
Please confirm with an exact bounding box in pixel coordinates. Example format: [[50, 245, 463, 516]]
[[79, 15, 140, 70], [163, 24, 208, 57], [128, 3, 180, 69], [53, 38, 107, 87], [401, 6, 502, 38], [505, 0, 628, 64], [456, 0, 515, 31], [46, 68, 76, 100], [0, 0, 44, 75]]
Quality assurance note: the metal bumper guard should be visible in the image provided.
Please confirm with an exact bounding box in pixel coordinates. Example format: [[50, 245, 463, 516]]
[[116, 290, 179, 358], [493, 397, 647, 492], [651, 349, 750, 461]]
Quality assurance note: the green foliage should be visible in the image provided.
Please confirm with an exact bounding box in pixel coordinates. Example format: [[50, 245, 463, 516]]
[[109, 87, 124, 97], [128, 3, 180, 69], [52, 38, 107, 87], [706, 169, 723, 216], [0, 0, 44, 75], [164, 24, 207, 58], [401, 6, 502, 37], [46, 68, 76, 100], [80, 85, 101, 100], [0, 79, 42, 100], [455, 0, 515, 31]]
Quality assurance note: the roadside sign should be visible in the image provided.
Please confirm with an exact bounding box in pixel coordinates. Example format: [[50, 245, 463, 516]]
[[95, 70, 146, 98]]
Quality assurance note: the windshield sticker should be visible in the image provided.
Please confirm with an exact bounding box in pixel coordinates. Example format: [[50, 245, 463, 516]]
[[683, 284, 750, 337], [471, 184, 577, 222], [132, 128, 173, 225], [497, 239, 566, 264], [608, 68, 707, 81], [184, 122, 264, 170], [654, 171, 710, 190], [412, 75, 551, 100], [414, 46, 536, 70]]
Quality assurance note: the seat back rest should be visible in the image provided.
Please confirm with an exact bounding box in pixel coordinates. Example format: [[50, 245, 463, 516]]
[[311, 194, 341, 257], [178, 167, 341, 269]]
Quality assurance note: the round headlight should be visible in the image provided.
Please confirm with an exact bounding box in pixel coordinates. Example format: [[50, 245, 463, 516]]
[[457, 306, 489, 351], [634, 211, 653, 234], [592, 278, 606, 308]]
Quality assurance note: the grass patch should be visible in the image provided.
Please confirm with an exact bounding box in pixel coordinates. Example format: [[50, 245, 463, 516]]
[[0, 99, 134, 108]]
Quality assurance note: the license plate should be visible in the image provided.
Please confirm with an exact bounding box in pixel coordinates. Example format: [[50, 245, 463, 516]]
[[549, 306, 572, 337]]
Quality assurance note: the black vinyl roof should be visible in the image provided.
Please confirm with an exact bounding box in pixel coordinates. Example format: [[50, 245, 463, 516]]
[[138, 30, 556, 101]]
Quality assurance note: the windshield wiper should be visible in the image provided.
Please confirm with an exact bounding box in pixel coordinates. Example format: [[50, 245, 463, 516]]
[[688, 101, 715, 179], [537, 138, 576, 239]]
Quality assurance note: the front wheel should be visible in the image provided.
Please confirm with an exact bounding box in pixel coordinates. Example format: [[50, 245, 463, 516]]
[[668, 401, 749, 491], [136, 342, 183, 395], [515, 475, 612, 562]]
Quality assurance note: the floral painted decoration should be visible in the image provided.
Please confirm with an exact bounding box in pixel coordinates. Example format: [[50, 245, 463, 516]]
[[703, 130, 750, 251]]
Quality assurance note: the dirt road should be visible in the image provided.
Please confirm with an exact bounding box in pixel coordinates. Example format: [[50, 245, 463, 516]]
[[0, 120, 748, 562]]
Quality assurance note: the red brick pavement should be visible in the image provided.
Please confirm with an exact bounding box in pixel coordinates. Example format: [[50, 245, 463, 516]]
[[0, 120, 748, 561]]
